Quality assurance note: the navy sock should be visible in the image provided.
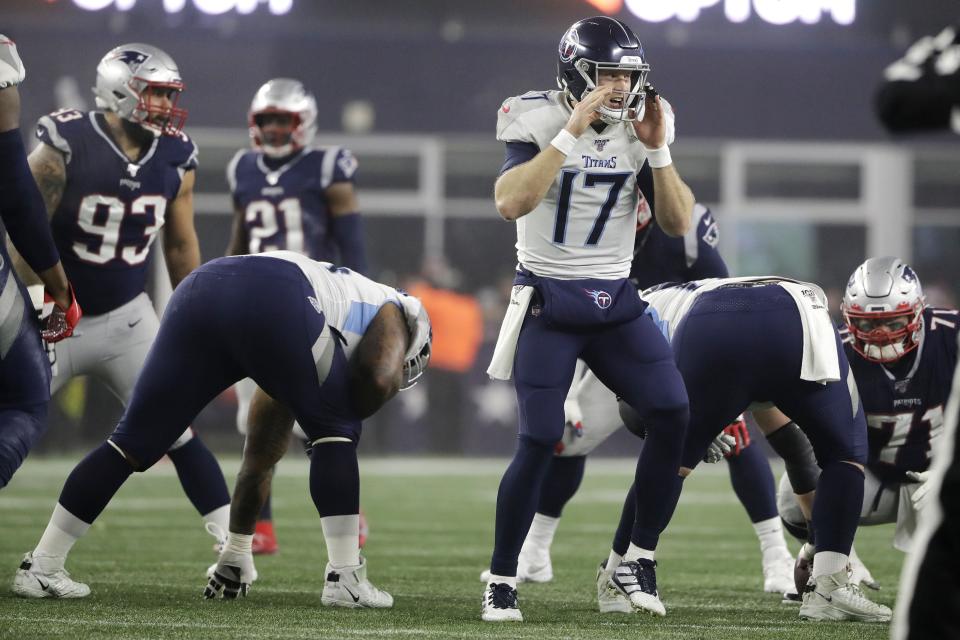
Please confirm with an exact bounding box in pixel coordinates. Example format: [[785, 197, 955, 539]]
[[812, 461, 864, 554], [490, 435, 555, 576], [727, 443, 778, 523], [537, 455, 586, 518], [612, 483, 636, 556], [58, 442, 133, 524], [167, 436, 230, 516], [631, 407, 688, 550], [309, 441, 358, 516]]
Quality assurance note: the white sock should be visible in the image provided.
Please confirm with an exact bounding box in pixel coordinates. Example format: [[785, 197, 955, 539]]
[[520, 513, 559, 557], [321, 514, 360, 569], [226, 532, 253, 555], [203, 504, 230, 533], [34, 504, 90, 567], [752, 516, 789, 555], [487, 573, 516, 588], [624, 543, 655, 562], [605, 550, 623, 571], [812, 551, 849, 579]]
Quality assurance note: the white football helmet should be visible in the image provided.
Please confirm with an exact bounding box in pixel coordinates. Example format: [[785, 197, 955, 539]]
[[93, 43, 186, 136], [397, 294, 432, 390], [248, 78, 317, 158], [842, 256, 925, 363]]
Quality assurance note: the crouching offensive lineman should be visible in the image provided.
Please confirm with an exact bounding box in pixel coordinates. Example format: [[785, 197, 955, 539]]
[[606, 277, 891, 621], [12, 251, 431, 606]]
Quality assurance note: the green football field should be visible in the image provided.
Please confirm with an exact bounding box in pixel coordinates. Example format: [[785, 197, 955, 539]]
[[0, 457, 900, 639]]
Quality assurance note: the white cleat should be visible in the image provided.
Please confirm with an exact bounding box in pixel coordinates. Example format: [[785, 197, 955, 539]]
[[799, 569, 892, 622], [480, 549, 553, 584], [321, 557, 393, 609], [481, 582, 522, 621], [762, 547, 797, 596], [12, 552, 90, 599], [849, 547, 880, 590], [596, 560, 633, 613], [613, 559, 666, 616]]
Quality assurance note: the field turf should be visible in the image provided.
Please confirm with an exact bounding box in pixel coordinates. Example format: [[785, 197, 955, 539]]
[[0, 457, 900, 639]]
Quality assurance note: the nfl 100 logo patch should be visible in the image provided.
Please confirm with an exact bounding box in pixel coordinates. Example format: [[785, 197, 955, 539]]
[[594, 138, 610, 152]]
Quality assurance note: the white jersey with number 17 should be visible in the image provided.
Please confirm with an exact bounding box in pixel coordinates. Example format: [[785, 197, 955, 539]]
[[496, 89, 675, 280]]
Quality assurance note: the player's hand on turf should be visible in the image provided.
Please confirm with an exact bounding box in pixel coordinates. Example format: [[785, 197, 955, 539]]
[[40, 284, 81, 343], [631, 84, 667, 149], [722, 417, 750, 457], [565, 85, 613, 137], [906, 470, 933, 513], [704, 432, 737, 463], [204, 551, 256, 600]]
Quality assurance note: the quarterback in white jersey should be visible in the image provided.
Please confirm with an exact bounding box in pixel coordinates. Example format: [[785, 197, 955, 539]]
[[496, 89, 675, 279], [482, 16, 697, 621]]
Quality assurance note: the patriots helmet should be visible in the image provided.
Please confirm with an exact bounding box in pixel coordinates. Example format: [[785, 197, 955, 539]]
[[397, 294, 432, 390], [556, 16, 650, 124], [248, 78, 318, 158], [93, 43, 186, 136], [842, 256, 926, 363]]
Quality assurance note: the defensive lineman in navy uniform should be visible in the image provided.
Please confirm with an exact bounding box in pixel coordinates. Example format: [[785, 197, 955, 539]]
[[778, 258, 959, 577], [0, 35, 81, 490], [8, 44, 232, 596], [13, 251, 431, 605]]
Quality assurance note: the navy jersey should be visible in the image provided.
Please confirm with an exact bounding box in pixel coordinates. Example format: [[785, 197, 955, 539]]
[[630, 203, 727, 290], [227, 146, 357, 261], [36, 109, 197, 316], [842, 307, 960, 482]]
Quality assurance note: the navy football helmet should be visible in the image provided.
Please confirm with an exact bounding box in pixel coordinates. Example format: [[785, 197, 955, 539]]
[[556, 16, 649, 124]]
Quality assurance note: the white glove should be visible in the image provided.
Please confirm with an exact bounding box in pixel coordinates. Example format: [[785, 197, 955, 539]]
[[204, 546, 257, 599], [0, 36, 25, 89], [906, 470, 934, 513], [563, 396, 583, 430], [704, 432, 737, 463]]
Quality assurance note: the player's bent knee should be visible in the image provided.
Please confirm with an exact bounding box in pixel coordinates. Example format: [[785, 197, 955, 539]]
[[167, 427, 195, 452], [106, 439, 149, 472], [516, 388, 568, 445]]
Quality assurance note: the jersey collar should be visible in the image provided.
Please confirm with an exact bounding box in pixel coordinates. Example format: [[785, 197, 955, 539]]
[[90, 111, 159, 167]]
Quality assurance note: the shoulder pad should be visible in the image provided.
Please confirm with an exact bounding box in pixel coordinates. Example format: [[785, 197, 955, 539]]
[[225, 149, 249, 193], [35, 109, 88, 164], [496, 90, 564, 142], [0, 36, 25, 88], [318, 146, 358, 187], [166, 129, 198, 171]]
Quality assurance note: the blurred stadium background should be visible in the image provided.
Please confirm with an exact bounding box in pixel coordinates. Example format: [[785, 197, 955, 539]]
[[4, 0, 959, 457]]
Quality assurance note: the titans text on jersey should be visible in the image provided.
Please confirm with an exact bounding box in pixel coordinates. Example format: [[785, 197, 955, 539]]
[[496, 89, 675, 279]]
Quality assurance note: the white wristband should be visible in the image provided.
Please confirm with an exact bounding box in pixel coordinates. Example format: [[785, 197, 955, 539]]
[[644, 144, 672, 169], [550, 129, 578, 156]]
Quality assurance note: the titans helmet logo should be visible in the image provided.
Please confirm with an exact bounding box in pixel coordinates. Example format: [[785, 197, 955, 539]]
[[585, 289, 613, 309], [115, 50, 149, 70], [559, 28, 580, 63]]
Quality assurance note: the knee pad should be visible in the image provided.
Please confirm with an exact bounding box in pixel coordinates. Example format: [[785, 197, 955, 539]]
[[517, 388, 568, 447], [766, 422, 820, 494]]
